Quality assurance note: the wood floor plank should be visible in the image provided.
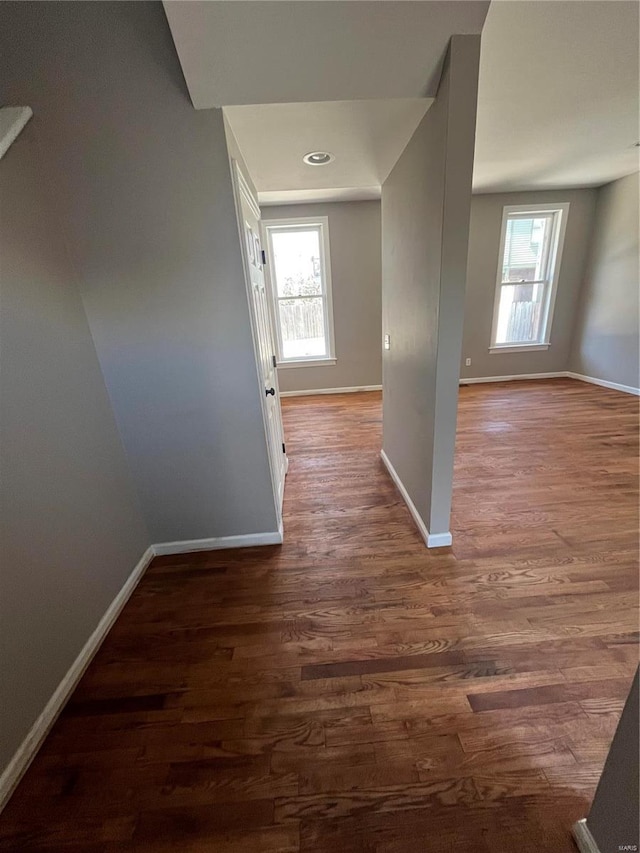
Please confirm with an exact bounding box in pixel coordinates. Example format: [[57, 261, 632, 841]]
[[133, 799, 276, 843], [0, 379, 637, 852], [466, 677, 633, 712]]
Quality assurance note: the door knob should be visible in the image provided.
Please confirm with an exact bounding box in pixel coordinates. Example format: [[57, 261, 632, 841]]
[[265, 387, 276, 396]]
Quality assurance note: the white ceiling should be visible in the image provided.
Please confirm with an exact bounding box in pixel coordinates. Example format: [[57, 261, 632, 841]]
[[163, 1, 489, 108], [474, 0, 640, 193], [224, 99, 432, 205], [166, 0, 639, 204]]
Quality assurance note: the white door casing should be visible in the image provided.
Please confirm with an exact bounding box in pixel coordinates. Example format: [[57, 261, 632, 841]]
[[232, 161, 288, 518]]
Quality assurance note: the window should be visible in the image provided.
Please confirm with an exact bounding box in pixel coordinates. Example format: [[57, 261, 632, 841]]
[[490, 204, 569, 352], [263, 217, 335, 367]]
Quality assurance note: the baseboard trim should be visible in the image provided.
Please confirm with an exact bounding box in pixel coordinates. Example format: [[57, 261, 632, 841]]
[[572, 819, 601, 853], [152, 524, 284, 556], [460, 371, 640, 396], [460, 372, 566, 384], [282, 374, 638, 396], [380, 449, 452, 549], [0, 545, 155, 813], [425, 531, 454, 547], [0, 520, 287, 811], [280, 385, 382, 398], [565, 371, 640, 397]]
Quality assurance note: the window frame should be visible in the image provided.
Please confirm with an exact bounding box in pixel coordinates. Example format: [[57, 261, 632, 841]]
[[262, 216, 336, 368], [489, 203, 570, 353]]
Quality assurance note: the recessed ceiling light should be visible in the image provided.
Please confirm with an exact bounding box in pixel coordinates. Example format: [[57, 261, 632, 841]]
[[303, 151, 334, 166]]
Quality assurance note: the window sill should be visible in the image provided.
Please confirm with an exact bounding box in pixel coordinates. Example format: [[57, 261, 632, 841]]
[[277, 358, 337, 369], [489, 344, 550, 354]]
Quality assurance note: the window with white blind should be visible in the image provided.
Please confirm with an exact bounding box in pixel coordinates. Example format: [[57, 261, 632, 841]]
[[490, 204, 569, 352], [263, 217, 336, 367]]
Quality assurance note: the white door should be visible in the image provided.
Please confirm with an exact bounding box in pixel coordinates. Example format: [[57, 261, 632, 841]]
[[234, 163, 288, 515]]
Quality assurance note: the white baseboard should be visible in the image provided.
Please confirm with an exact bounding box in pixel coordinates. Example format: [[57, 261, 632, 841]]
[[425, 531, 454, 547], [282, 373, 637, 396], [460, 372, 566, 384], [0, 519, 287, 812], [460, 371, 639, 396], [0, 545, 155, 813], [380, 449, 452, 549], [280, 385, 382, 398], [152, 523, 284, 556], [572, 819, 601, 853], [281, 372, 636, 397], [565, 371, 640, 397]]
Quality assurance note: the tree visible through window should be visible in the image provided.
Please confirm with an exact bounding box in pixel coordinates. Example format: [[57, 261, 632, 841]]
[[491, 205, 568, 349], [264, 219, 335, 363]]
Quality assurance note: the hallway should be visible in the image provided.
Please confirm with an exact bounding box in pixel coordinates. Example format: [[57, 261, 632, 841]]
[[0, 380, 637, 851]]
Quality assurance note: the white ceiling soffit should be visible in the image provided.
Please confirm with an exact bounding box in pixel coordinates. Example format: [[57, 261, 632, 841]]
[[163, 1, 489, 109], [225, 98, 432, 205], [259, 187, 382, 206], [474, 0, 640, 193]]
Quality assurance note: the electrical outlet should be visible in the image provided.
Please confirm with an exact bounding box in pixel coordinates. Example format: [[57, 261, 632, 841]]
[[384, 334, 391, 351], [465, 357, 471, 367]]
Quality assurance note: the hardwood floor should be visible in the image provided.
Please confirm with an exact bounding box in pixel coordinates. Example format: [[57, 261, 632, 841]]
[[1, 378, 638, 852]]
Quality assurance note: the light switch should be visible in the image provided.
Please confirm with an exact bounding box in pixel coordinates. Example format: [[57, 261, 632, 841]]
[[384, 334, 390, 350], [465, 357, 471, 366]]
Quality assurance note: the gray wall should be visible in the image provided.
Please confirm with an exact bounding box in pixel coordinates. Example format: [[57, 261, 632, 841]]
[[382, 35, 480, 539], [569, 172, 640, 389], [0, 1, 278, 544], [460, 188, 598, 380], [261, 188, 603, 394], [0, 120, 149, 774], [586, 669, 639, 853], [262, 201, 382, 393]]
